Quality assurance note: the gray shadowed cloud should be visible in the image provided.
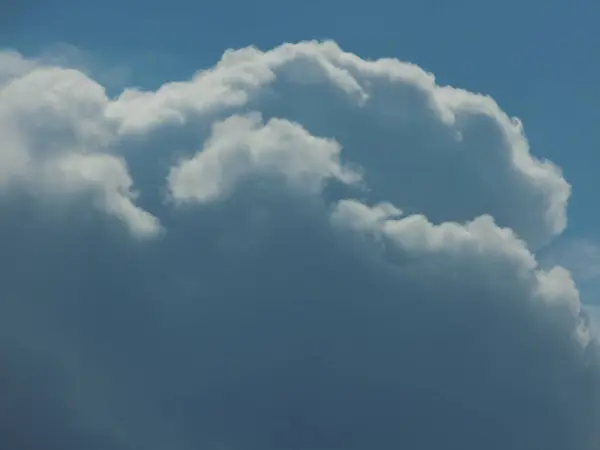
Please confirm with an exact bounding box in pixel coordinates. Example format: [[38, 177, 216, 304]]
[[0, 41, 597, 450]]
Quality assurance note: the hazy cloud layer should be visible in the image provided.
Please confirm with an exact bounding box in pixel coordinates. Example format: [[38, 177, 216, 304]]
[[0, 41, 597, 450]]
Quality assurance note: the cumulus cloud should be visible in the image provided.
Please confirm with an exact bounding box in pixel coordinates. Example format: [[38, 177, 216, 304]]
[[111, 41, 570, 248], [168, 113, 361, 203], [0, 61, 161, 237], [0, 50, 37, 86], [542, 238, 600, 284], [0, 41, 597, 450]]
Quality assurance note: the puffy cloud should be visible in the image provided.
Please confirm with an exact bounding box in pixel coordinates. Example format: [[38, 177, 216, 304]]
[[168, 113, 361, 203], [111, 41, 569, 249], [0, 62, 160, 238], [0, 41, 597, 450], [0, 50, 37, 86], [0, 41, 570, 245], [542, 238, 600, 283]]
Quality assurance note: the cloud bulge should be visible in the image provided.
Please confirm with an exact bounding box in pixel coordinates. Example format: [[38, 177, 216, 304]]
[[0, 41, 597, 450]]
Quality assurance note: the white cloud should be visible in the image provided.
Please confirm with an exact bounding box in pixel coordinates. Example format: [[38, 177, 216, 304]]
[[0, 59, 160, 238], [331, 200, 581, 314], [103, 40, 569, 249], [0, 41, 596, 450], [52, 153, 162, 238], [0, 49, 37, 86], [542, 238, 600, 283], [168, 113, 361, 203], [0, 41, 570, 246]]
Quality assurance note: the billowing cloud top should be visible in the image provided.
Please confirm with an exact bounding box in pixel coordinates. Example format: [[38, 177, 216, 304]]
[[0, 41, 597, 450]]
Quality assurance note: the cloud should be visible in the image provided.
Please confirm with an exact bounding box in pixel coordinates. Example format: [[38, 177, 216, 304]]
[[585, 306, 600, 339], [112, 41, 569, 249], [542, 238, 600, 283], [0, 50, 37, 85], [168, 113, 361, 203], [0, 42, 597, 450], [0, 62, 161, 238]]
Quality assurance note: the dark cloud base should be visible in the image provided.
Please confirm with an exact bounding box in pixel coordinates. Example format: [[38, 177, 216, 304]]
[[0, 184, 598, 450]]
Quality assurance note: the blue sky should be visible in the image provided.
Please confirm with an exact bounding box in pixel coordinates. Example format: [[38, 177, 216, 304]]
[[1, 2, 600, 450]]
